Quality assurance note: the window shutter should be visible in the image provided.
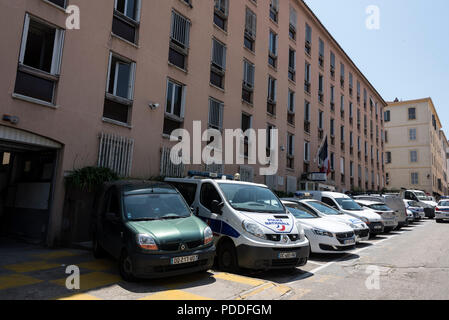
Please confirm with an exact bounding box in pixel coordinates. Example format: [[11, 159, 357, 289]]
[[243, 61, 254, 88], [171, 11, 190, 48], [212, 39, 226, 69]]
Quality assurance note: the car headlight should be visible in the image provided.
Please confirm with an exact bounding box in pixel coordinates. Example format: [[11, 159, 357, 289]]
[[349, 223, 360, 229], [136, 234, 158, 251], [204, 226, 213, 245], [312, 228, 333, 237], [242, 220, 266, 240]]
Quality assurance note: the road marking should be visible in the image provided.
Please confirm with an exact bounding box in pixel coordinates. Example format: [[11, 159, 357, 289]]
[[214, 272, 266, 287], [34, 251, 80, 260], [58, 293, 102, 300], [0, 274, 42, 290], [306, 260, 325, 266], [4, 261, 61, 273], [139, 289, 212, 300], [52, 272, 121, 291], [235, 282, 275, 300]]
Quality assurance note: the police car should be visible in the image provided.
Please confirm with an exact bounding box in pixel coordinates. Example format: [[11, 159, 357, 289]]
[[435, 200, 449, 223], [281, 200, 356, 254], [283, 194, 370, 243], [166, 172, 310, 271], [354, 199, 398, 232]]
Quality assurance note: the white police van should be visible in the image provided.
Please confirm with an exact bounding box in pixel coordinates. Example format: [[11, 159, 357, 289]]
[[166, 172, 310, 272]]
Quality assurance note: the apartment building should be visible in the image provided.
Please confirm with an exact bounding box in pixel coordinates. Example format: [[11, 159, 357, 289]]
[[0, 0, 386, 245], [384, 98, 449, 196]]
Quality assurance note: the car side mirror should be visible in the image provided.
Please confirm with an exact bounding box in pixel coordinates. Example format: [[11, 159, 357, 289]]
[[211, 200, 224, 215]]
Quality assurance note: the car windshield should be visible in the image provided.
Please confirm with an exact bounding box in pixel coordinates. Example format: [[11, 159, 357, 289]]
[[415, 192, 428, 200], [307, 201, 342, 215], [284, 203, 317, 219], [335, 198, 362, 211], [218, 183, 285, 213], [439, 201, 449, 206], [368, 203, 391, 211], [124, 193, 191, 220]]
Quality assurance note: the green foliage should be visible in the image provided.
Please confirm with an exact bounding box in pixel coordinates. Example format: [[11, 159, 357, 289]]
[[274, 190, 294, 198], [65, 167, 119, 192]]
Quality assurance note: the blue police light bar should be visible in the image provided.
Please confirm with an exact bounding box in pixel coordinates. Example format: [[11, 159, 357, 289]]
[[187, 171, 235, 180], [294, 192, 313, 199]]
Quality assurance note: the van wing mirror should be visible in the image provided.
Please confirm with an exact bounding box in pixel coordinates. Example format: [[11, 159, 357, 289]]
[[211, 200, 224, 215]]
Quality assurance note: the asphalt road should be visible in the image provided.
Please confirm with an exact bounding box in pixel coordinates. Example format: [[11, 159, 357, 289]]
[[0, 219, 448, 300]]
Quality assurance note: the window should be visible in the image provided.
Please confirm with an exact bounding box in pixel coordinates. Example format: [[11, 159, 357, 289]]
[[267, 76, 277, 115], [357, 81, 361, 102], [288, 90, 295, 125], [103, 53, 136, 124], [330, 153, 335, 170], [349, 72, 353, 95], [318, 74, 324, 102], [47, 0, 67, 8], [304, 62, 311, 93], [330, 51, 335, 77], [409, 128, 417, 141], [266, 124, 276, 154], [330, 85, 335, 110], [287, 133, 295, 169], [242, 113, 252, 157], [210, 38, 226, 89], [169, 11, 191, 70], [305, 23, 312, 55], [289, 7, 297, 40], [349, 102, 353, 120], [384, 110, 391, 122], [244, 8, 257, 51], [330, 118, 335, 137], [163, 79, 186, 135], [112, 0, 141, 44], [200, 183, 222, 212], [304, 141, 310, 162], [350, 161, 354, 178], [340, 95, 345, 118], [363, 88, 367, 109], [288, 48, 296, 81], [318, 38, 324, 67], [340, 126, 345, 143], [408, 107, 416, 120], [410, 150, 418, 163], [208, 98, 224, 131], [242, 60, 255, 103], [411, 172, 419, 185], [340, 63, 345, 87], [269, 0, 279, 23], [318, 110, 324, 129], [14, 14, 64, 104], [268, 30, 278, 68], [304, 100, 310, 133], [214, 0, 229, 31]]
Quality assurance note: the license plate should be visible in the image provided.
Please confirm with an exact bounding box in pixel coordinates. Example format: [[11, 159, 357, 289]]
[[344, 239, 355, 245], [278, 252, 297, 259], [171, 255, 198, 265], [374, 225, 382, 229]]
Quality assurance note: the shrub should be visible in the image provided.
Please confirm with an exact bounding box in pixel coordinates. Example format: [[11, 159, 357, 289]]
[[65, 167, 119, 192]]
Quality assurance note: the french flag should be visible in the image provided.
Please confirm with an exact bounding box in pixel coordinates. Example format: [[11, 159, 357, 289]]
[[318, 136, 331, 176]]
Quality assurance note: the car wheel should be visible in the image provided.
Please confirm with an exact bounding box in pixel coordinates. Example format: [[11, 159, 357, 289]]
[[119, 250, 137, 282], [217, 241, 239, 273], [92, 235, 106, 259]]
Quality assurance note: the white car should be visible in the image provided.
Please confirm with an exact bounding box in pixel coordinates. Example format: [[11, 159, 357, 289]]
[[435, 200, 449, 223], [282, 200, 356, 254], [283, 198, 370, 243], [354, 199, 398, 232]]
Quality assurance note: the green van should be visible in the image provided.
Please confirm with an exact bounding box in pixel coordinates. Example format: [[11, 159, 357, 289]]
[[91, 181, 215, 281]]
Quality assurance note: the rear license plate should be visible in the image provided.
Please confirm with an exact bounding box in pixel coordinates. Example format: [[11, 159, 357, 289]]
[[278, 252, 297, 259], [344, 239, 355, 245], [374, 225, 382, 229], [171, 255, 198, 265]]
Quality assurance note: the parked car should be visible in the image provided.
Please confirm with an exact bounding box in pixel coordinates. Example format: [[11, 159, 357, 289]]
[[91, 181, 216, 281], [283, 196, 370, 243], [353, 194, 408, 229], [435, 200, 449, 223], [403, 200, 425, 221], [406, 209, 415, 224], [401, 189, 436, 219], [353, 199, 398, 232], [299, 191, 384, 236], [282, 200, 356, 254], [166, 172, 310, 272]]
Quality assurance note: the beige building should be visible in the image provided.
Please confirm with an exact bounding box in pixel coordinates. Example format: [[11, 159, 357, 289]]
[[384, 98, 448, 196], [0, 0, 385, 246]]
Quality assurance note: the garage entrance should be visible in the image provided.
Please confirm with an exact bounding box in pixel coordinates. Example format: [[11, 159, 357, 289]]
[[0, 125, 61, 244]]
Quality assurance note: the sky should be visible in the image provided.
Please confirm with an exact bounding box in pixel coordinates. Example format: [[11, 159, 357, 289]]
[[304, 0, 449, 138]]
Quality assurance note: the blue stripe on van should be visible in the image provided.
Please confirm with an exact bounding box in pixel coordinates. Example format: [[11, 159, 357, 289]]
[[200, 217, 240, 238]]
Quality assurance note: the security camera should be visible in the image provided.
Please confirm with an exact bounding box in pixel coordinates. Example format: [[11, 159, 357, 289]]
[[149, 103, 160, 110]]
